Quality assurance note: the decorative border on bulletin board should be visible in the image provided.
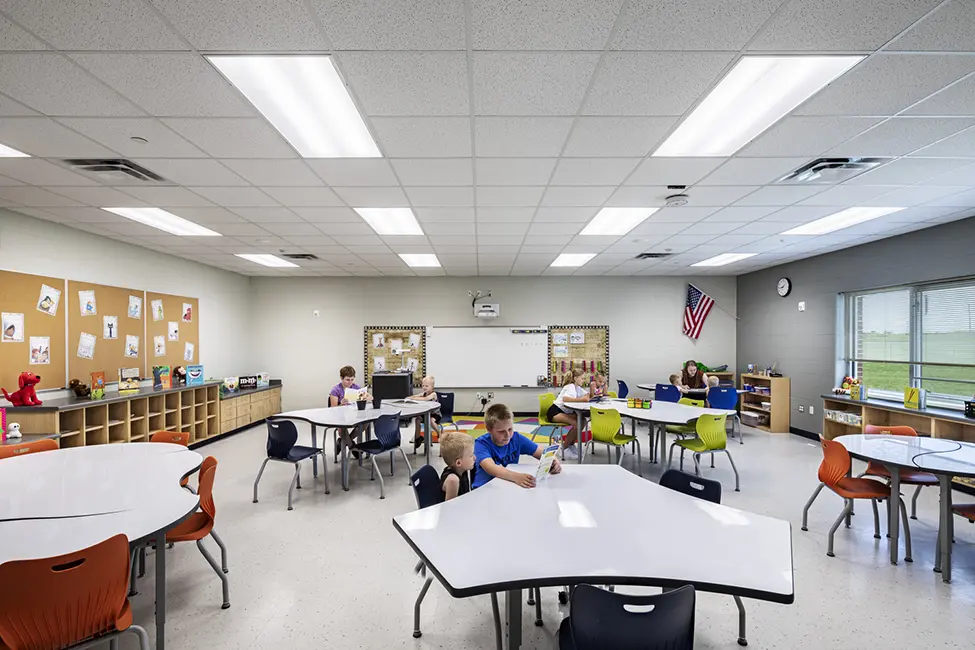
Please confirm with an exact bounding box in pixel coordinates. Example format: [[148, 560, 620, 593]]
[[363, 325, 426, 388], [547, 325, 609, 387]]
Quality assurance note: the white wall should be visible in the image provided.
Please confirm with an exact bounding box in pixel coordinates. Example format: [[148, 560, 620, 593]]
[[250, 276, 737, 413], [0, 209, 253, 389]]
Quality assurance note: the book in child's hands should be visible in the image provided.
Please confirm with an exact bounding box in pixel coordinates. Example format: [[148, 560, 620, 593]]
[[118, 367, 140, 393], [90, 371, 106, 399], [535, 444, 560, 481], [344, 387, 362, 403], [152, 365, 172, 390]]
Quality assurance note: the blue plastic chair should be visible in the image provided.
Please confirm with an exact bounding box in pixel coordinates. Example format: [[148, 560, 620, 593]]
[[253, 419, 328, 511], [706, 386, 742, 444], [655, 383, 681, 403], [616, 379, 629, 399], [352, 412, 412, 499], [436, 391, 460, 431]]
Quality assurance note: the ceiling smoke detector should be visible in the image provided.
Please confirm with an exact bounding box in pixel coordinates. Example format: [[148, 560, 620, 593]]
[[664, 194, 690, 207], [776, 157, 890, 184]]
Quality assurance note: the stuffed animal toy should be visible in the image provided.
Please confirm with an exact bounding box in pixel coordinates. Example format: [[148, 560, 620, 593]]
[[172, 365, 187, 387], [2, 372, 43, 406], [68, 379, 91, 399], [6, 422, 22, 439]]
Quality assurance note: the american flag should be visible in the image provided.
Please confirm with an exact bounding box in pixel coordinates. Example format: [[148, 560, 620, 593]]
[[683, 284, 714, 340]]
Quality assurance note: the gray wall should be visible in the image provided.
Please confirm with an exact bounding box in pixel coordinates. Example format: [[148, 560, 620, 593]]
[[736, 216, 975, 434]]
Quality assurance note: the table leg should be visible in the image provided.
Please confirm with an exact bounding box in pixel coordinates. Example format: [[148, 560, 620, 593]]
[[311, 424, 319, 478], [887, 464, 900, 565], [424, 411, 432, 466], [504, 588, 523, 650], [576, 411, 583, 464], [341, 426, 353, 491], [155, 530, 167, 650], [935, 475, 953, 582]]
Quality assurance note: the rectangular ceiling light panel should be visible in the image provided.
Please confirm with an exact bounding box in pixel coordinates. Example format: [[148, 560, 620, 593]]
[[0, 143, 29, 157], [102, 207, 221, 237], [580, 207, 659, 236], [654, 55, 863, 157], [399, 253, 441, 267], [551, 253, 596, 267], [355, 207, 423, 235], [691, 252, 757, 267], [235, 253, 299, 268], [782, 206, 904, 235], [208, 55, 381, 158]]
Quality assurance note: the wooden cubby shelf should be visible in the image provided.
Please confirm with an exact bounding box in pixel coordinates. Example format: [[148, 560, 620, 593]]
[[739, 374, 791, 433]]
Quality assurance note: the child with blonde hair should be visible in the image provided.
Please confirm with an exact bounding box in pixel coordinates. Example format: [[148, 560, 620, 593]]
[[439, 431, 475, 500]]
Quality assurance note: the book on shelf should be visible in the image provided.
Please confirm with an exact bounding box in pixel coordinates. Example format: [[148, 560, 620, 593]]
[[221, 376, 239, 396], [186, 365, 205, 386], [118, 367, 140, 393], [90, 371, 106, 399], [152, 365, 172, 390]]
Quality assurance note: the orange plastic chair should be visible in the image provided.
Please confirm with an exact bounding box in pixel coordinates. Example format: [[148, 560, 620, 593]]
[[861, 425, 938, 519], [802, 437, 912, 560], [165, 456, 230, 609], [0, 438, 58, 460], [149, 431, 193, 490], [0, 534, 149, 650]]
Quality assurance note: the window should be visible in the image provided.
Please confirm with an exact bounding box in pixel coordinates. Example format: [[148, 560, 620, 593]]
[[845, 278, 975, 407]]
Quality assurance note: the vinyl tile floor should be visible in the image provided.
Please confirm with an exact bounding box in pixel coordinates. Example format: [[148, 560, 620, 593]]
[[117, 422, 974, 649]]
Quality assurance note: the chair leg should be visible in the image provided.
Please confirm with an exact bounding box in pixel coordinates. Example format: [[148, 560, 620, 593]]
[[296, 464, 301, 489], [390, 448, 395, 475], [911, 485, 922, 520], [692, 453, 701, 477], [196, 538, 231, 608], [318, 452, 330, 494], [138, 545, 146, 578], [667, 442, 677, 468], [412, 575, 434, 638], [898, 497, 913, 563], [287, 464, 300, 511], [680, 447, 686, 470], [370, 455, 386, 499], [252, 457, 270, 503], [724, 449, 741, 492], [827, 499, 852, 557], [736, 415, 743, 445], [733, 596, 747, 647], [185, 484, 197, 495], [129, 547, 139, 597], [333, 428, 339, 464], [399, 446, 414, 485], [711, 451, 715, 468], [211, 529, 229, 573], [801, 482, 825, 531], [490, 592, 503, 650], [871, 499, 881, 539], [534, 587, 543, 627], [633, 438, 643, 477], [128, 625, 151, 650], [110, 637, 118, 650]]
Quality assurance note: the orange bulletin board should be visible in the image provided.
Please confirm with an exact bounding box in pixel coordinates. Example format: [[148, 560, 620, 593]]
[[146, 292, 199, 373], [0, 270, 67, 390], [67, 281, 145, 383]]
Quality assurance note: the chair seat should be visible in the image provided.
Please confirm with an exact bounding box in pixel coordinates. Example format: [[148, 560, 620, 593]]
[[353, 439, 395, 455], [594, 434, 637, 446], [284, 445, 321, 462], [830, 476, 891, 500], [166, 512, 213, 542], [674, 437, 721, 453], [864, 463, 939, 485], [665, 424, 696, 434], [953, 503, 975, 522]]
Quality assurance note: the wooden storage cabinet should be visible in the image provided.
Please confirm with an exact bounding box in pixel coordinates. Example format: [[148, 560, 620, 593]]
[[217, 386, 282, 436], [739, 374, 790, 433]]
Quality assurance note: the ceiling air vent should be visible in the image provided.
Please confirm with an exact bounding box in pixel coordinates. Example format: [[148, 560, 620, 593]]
[[776, 157, 890, 184], [634, 252, 674, 260], [63, 159, 167, 183], [281, 253, 319, 261]]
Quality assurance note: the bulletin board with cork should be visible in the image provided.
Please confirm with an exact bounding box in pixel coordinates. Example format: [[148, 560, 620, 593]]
[[547, 325, 610, 387], [363, 325, 426, 388], [67, 280, 145, 383], [146, 292, 199, 374], [0, 270, 67, 391]]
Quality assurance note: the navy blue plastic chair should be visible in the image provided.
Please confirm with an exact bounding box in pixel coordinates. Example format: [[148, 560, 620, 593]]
[[558, 584, 695, 650], [253, 419, 328, 511], [352, 412, 412, 499], [706, 386, 742, 444], [655, 383, 681, 403], [616, 379, 629, 399], [436, 391, 459, 431]]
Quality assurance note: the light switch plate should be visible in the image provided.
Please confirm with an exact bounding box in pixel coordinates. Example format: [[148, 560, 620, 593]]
[[798, 301, 806, 312], [312, 309, 320, 317]]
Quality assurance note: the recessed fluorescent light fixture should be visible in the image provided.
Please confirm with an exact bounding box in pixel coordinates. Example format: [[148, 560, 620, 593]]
[[207, 55, 381, 158], [653, 55, 863, 157], [0, 143, 29, 157], [580, 207, 660, 236], [551, 253, 597, 268], [102, 207, 221, 237], [355, 207, 423, 235], [234, 253, 299, 268], [782, 206, 904, 236], [399, 253, 440, 268], [692, 253, 758, 267]]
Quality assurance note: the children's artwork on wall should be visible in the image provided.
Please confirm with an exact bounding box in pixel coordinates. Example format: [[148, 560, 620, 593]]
[[552, 333, 568, 345], [78, 290, 97, 316], [182, 302, 192, 323], [406, 357, 418, 373], [125, 334, 140, 359], [389, 338, 403, 352], [154, 335, 166, 357], [184, 341, 194, 362], [168, 321, 179, 341], [364, 326, 426, 388], [373, 332, 385, 348], [2, 313, 24, 342], [570, 331, 585, 345], [77, 332, 96, 360], [408, 333, 420, 349], [36, 284, 62, 316], [373, 356, 386, 372], [128, 295, 142, 319], [151, 299, 164, 322], [103, 315, 118, 340], [553, 345, 568, 358], [29, 337, 50, 365]]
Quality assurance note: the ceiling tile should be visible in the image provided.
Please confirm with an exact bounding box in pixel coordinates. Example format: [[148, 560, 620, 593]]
[[221, 159, 321, 186], [392, 159, 473, 186], [164, 207, 246, 223], [923, 161, 975, 186], [428, 235, 476, 247], [475, 158, 557, 186], [888, 0, 975, 51], [796, 54, 975, 116], [310, 0, 465, 50], [563, 116, 676, 157], [0, 14, 47, 49], [121, 185, 216, 207], [229, 207, 303, 222], [0, 159, 98, 186], [624, 157, 723, 186], [414, 207, 475, 222], [533, 207, 597, 222], [584, 52, 734, 116], [474, 117, 573, 157], [0, 186, 83, 207], [471, 0, 623, 50], [292, 207, 358, 222], [27, 206, 123, 222], [681, 186, 761, 206], [477, 222, 530, 236], [261, 186, 343, 207], [541, 186, 614, 207], [134, 159, 249, 186], [758, 205, 838, 222], [201, 221, 274, 236], [796, 184, 900, 205], [925, 188, 975, 207], [182, 186, 277, 207], [605, 186, 668, 207], [0, 54, 141, 116], [45, 186, 144, 207], [648, 207, 718, 223], [699, 158, 807, 185], [846, 157, 974, 185], [912, 124, 975, 157], [739, 117, 884, 158], [734, 185, 825, 206], [404, 186, 472, 207], [315, 222, 374, 236], [612, 0, 782, 50], [0, 117, 116, 157], [151, 0, 326, 50], [58, 117, 205, 157], [421, 221, 475, 235], [475, 207, 536, 222], [725, 220, 792, 235], [827, 117, 975, 157], [162, 118, 295, 158], [472, 52, 600, 115], [340, 51, 468, 116], [307, 159, 398, 186], [371, 117, 471, 157], [477, 186, 545, 207], [874, 185, 970, 206], [550, 158, 640, 186], [0, 93, 38, 116], [904, 74, 975, 117]]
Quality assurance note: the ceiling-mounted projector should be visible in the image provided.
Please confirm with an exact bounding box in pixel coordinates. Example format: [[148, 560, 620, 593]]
[[474, 303, 500, 319]]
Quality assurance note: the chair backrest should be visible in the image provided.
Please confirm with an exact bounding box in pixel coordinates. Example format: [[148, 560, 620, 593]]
[[0, 534, 131, 649], [695, 414, 728, 450], [589, 407, 622, 443], [567, 584, 695, 650], [616, 379, 629, 398], [659, 469, 721, 504], [410, 464, 444, 509], [655, 384, 680, 403], [198, 456, 218, 522], [539, 393, 556, 421], [864, 424, 917, 437], [436, 392, 455, 419], [607, 391, 618, 398], [705, 386, 737, 410], [372, 412, 403, 451], [149, 430, 190, 446], [266, 419, 298, 459], [0, 438, 58, 460], [817, 437, 852, 487], [678, 397, 705, 408]]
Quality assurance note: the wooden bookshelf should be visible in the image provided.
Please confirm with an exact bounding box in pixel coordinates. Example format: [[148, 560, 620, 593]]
[[739, 374, 790, 433]]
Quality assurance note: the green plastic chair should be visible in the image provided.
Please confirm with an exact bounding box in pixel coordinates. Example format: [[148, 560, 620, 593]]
[[668, 414, 740, 491], [587, 407, 642, 476], [665, 398, 705, 437], [538, 393, 565, 445]]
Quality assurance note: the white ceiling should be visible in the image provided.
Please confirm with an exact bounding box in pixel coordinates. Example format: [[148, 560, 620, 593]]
[[1, 0, 974, 277]]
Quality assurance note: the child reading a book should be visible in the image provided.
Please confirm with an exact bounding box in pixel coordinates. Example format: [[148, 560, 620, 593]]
[[439, 431, 475, 500], [473, 403, 561, 489], [590, 372, 608, 398], [547, 368, 591, 460], [328, 365, 371, 406]]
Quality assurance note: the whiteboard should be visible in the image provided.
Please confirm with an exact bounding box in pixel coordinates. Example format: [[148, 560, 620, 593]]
[[427, 326, 548, 388]]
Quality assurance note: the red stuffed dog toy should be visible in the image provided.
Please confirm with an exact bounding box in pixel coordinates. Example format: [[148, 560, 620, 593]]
[[2, 372, 43, 406]]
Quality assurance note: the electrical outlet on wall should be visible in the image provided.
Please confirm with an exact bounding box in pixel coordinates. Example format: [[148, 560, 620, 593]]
[[487, 392, 494, 399], [809, 406, 815, 415], [798, 405, 805, 413], [797, 301, 806, 312]]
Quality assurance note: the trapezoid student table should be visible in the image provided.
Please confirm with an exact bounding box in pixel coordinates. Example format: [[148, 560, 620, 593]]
[[394, 464, 793, 650], [0, 443, 202, 650]]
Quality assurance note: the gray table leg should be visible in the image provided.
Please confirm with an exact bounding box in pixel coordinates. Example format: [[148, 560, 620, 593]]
[[341, 425, 353, 491], [935, 474, 953, 582], [576, 411, 583, 464], [155, 530, 167, 650], [887, 464, 900, 565], [311, 424, 318, 478], [424, 411, 432, 466], [504, 588, 523, 650]]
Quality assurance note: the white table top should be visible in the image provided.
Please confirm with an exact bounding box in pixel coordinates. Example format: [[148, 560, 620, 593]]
[[562, 398, 735, 425], [394, 464, 794, 603], [837, 434, 975, 479], [0, 444, 201, 562], [274, 400, 439, 427]]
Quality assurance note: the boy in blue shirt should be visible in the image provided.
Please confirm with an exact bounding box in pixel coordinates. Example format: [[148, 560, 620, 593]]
[[473, 403, 561, 489]]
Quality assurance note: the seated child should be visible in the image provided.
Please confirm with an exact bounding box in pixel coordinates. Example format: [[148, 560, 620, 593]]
[[411, 375, 444, 447], [590, 372, 608, 398], [705, 375, 720, 395], [439, 431, 475, 500], [328, 365, 371, 406], [473, 403, 561, 489], [669, 373, 688, 394]]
